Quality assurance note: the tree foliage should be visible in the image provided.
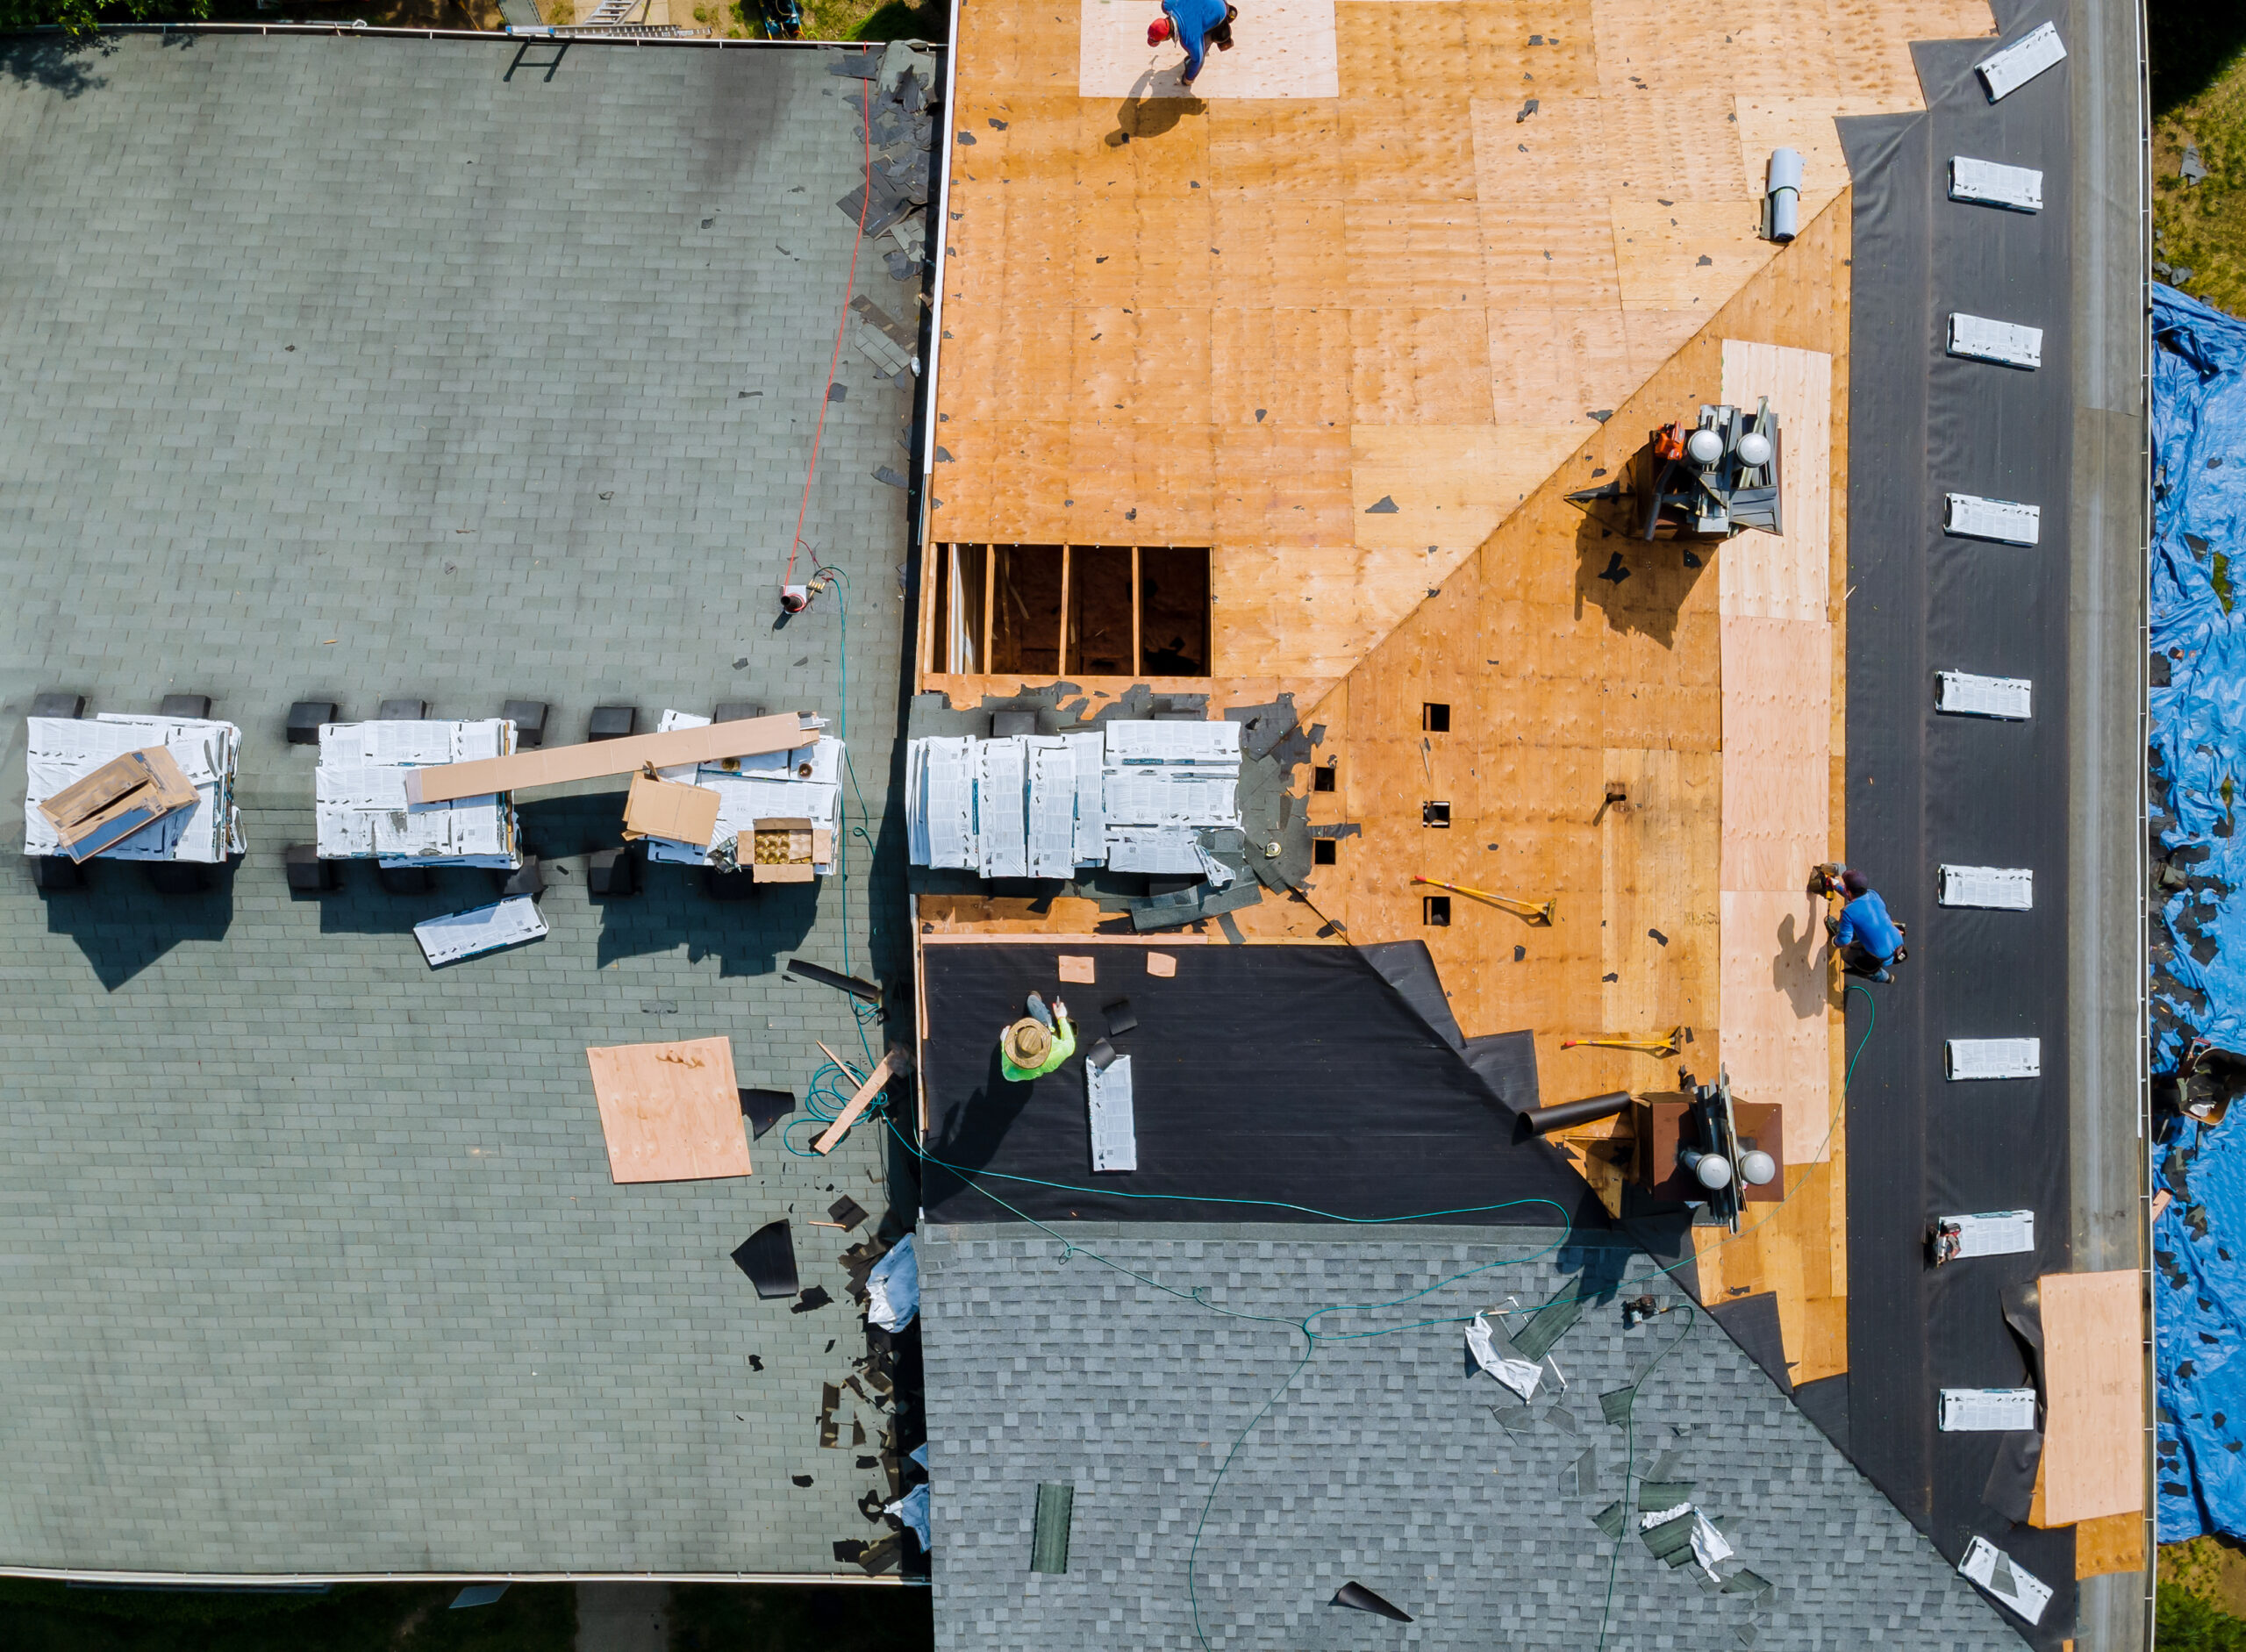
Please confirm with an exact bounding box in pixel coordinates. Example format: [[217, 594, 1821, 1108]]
[[0, 0, 212, 39]]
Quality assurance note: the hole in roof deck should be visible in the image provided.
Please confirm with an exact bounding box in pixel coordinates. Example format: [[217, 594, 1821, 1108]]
[[1423, 801, 1451, 827], [933, 542, 988, 674], [1313, 764, 1337, 792], [1313, 838, 1338, 866], [1423, 894, 1451, 926], [1067, 547, 1134, 675], [991, 544, 1064, 676], [1138, 546, 1211, 677], [1422, 702, 1450, 733]]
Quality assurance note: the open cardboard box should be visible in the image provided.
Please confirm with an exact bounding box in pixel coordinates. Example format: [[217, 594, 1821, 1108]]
[[748, 816, 833, 883], [37, 746, 200, 862], [621, 771, 722, 849]]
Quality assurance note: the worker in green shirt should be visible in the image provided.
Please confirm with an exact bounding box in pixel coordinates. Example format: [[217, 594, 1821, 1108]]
[[1000, 991, 1077, 1081]]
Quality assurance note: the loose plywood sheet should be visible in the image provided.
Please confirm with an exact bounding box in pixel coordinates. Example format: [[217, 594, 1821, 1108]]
[[1079, 0, 1341, 98], [586, 1037, 753, 1185], [2039, 1269, 2146, 1527]]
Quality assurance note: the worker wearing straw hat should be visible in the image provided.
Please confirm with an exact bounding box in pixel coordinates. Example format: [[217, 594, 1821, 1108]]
[[1000, 990, 1077, 1082]]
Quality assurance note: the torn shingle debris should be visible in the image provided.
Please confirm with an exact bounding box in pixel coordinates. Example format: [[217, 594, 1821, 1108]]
[[785, 956, 885, 1003], [740, 1088, 795, 1139], [1333, 1581, 1413, 1622], [732, 1221, 799, 1300]]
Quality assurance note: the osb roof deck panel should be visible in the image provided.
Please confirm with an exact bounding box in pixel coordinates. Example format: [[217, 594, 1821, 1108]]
[[931, 0, 1994, 691], [1294, 194, 1856, 1382]]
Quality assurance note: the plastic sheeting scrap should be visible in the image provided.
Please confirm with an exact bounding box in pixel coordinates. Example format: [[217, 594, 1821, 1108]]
[[865, 1234, 919, 1330], [1465, 1312, 1542, 1401], [886, 1484, 931, 1548], [2150, 286, 2246, 1542], [1689, 1511, 1734, 1577]]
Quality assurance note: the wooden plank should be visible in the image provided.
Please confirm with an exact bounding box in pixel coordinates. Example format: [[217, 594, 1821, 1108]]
[[407, 714, 803, 805], [2039, 1269, 2147, 1527], [585, 1037, 751, 1184], [814, 1051, 900, 1155]]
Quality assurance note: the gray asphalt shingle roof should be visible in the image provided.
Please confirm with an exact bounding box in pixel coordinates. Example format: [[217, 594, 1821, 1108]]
[[0, 32, 923, 1575], [922, 1223, 2028, 1651]]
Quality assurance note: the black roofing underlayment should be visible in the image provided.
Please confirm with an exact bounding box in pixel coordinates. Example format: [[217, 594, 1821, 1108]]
[[917, 941, 1604, 1226], [1839, 1, 2077, 1638]]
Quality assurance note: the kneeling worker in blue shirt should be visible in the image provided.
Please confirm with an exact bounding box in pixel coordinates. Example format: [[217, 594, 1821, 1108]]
[[1148, 0, 1237, 86], [1815, 864, 1906, 983]]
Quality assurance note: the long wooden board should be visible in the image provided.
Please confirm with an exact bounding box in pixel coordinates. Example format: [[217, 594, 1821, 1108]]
[[405, 713, 805, 805], [2039, 1269, 2146, 1527], [815, 1051, 901, 1155]]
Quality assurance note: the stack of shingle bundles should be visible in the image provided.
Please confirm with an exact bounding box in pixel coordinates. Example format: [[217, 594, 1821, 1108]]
[[314, 719, 520, 869], [1099, 719, 1241, 876], [24, 713, 245, 862], [638, 711, 845, 875], [904, 719, 1241, 879]]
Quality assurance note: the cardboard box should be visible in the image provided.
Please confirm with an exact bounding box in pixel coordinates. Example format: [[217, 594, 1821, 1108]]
[[404, 712, 806, 805], [749, 816, 833, 883], [37, 746, 200, 862], [622, 773, 723, 849]]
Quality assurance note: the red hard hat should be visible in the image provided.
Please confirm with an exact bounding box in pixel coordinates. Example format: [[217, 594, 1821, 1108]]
[[1147, 15, 1172, 43]]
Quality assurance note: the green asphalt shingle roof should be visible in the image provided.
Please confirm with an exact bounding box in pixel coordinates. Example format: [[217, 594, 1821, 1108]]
[[0, 31, 922, 1576]]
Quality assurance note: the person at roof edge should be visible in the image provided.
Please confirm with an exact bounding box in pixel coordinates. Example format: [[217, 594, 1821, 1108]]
[[999, 990, 1077, 1082], [1813, 863, 1905, 983], [1148, 0, 1236, 87]]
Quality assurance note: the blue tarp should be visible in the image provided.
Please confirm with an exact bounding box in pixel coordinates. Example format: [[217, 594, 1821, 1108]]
[[2151, 283, 2246, 1541]]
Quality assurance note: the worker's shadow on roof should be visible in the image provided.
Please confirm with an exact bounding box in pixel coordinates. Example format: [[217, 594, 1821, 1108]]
[[41, 863, 237, 992], [1110, 75, 1205, 143], [1772, 907, 1829, 1021], [1571, 506, 1711, 651], [924, 1048, 1038, 1177]]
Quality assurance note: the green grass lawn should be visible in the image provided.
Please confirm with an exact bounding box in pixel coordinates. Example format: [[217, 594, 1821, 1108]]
[[2153, 4, 2246, 314]]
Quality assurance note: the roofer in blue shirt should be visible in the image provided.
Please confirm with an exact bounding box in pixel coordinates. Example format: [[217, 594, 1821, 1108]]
[[1813, 863, 1906, 983], [1148, 0, 1236, 86]]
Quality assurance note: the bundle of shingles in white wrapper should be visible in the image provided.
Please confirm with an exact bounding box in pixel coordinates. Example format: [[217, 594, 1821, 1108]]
[[639, 710, 843, 872], [905, 719, 1241, 880], [24, 715, 246, 862], [313, 719, 521, 869]]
